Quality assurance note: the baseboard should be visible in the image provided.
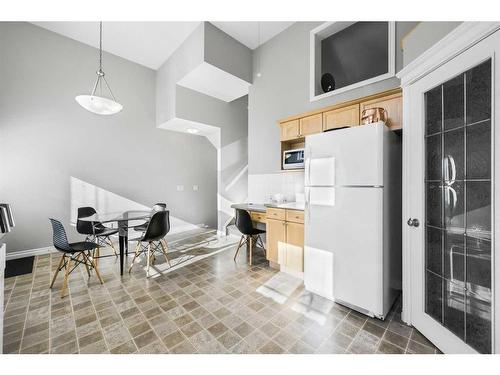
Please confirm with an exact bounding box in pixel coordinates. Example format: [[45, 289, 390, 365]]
[[6, 246, 57, 260]]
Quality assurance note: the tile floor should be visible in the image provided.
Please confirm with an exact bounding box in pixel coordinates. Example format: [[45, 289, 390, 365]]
[[2, 229, 439, 354]]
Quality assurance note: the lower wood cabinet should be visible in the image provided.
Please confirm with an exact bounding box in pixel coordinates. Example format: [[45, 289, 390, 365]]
[[266, 218, 285, 264], [266, 208, 304, 273]]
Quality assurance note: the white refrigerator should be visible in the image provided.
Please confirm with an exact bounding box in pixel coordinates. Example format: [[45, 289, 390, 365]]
[[304, 123, 402, 319]]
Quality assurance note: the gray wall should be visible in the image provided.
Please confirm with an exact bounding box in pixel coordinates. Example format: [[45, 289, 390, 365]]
[[204, 22, 253, 83], [0, 22, 217, 253], [402, 22, 462, 66], [156, 22, 250, 233], [176, 86, 249, 233], [156, 23, 205, 126], [248, 21, 418, 175]]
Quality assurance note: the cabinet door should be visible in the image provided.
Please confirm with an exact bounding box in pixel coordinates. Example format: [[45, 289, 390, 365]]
[[323, 104, 360, 131], [285, 222, 304, 272], [280, 120, 300, 141], [266, 218, 286, 264], [360, 93, 402, 130], [300, 114, 323, 136]]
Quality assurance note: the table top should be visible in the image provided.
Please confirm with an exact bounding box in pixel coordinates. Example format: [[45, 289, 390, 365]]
[[230, 203, 267, 213], [231, 202, 305, 213], [77, 210, 152, 224]]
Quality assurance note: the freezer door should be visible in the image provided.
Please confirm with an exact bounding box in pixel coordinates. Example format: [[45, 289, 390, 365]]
[[305, 123, 385, 187], [305, 187, 384, 315]]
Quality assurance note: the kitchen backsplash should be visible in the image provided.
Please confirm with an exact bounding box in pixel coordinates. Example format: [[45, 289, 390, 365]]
[[248, 171, 305, 203]]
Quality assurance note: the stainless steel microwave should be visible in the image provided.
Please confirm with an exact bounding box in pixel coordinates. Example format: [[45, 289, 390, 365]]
[[283, 148, 305, 170]]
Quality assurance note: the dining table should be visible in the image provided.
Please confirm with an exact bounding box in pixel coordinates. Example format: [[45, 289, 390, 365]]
[[77, 210, 153, 275]]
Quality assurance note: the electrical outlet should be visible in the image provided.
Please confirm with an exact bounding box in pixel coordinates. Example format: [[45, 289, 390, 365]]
[[193, 185, 199, 191], [176, 185, 184, 191]]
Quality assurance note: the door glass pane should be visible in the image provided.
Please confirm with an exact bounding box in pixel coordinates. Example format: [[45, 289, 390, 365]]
[[466, 60, 491, 124], [443, 74, 465, 130], [424, 59, 492, 353]]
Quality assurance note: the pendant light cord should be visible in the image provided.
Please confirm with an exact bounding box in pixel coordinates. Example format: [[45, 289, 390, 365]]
[[99, 21, 103, 72], [89, 21, 117, 101]]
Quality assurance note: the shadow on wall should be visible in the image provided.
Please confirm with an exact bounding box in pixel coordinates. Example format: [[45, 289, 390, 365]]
[[69, 176, 203, 235], [218, 137, 249, 231]]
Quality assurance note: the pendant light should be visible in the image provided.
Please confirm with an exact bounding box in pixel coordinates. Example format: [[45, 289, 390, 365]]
[[75, 22, 123, 115]]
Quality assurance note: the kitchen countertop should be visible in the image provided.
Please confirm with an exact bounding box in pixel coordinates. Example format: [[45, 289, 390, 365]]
[[231, 202, 305, 212]]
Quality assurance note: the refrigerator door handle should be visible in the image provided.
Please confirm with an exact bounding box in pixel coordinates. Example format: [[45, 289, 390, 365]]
[[305, 187, 311, 221], [305, 149, 312, 186]]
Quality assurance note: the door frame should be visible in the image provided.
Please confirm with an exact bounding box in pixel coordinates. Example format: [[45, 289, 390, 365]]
[[398, 22, 500, 352]]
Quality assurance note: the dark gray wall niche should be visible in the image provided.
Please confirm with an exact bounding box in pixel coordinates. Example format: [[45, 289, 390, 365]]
[[321, 22, 389, 91]]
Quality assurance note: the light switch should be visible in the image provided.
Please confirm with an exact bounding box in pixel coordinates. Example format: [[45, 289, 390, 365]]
[[176, 185, 184, 191], [193, 185, 199, 191]]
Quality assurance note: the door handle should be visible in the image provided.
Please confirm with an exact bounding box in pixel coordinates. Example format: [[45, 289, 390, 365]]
[[407, 218, 420, 227]]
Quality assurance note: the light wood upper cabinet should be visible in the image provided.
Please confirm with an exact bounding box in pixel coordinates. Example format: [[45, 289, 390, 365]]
[[280, 119, 300, 141], [360, 92, 403, 130], [323, 104, 360, 131], [266, 218, 286, 264], [299, 113, 323, 136]]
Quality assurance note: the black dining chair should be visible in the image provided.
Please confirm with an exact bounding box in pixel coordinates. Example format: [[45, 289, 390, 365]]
[[49, 218, 104, 298], [233, 208, 266, 266], [129, 210, 171, 277], [77, 207, 118, 259], [133, 203, 167, 233]]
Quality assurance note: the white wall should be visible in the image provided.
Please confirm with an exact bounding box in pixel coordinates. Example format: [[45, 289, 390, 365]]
[[247, 21, 418, 202], [0, 22, 218, 253]]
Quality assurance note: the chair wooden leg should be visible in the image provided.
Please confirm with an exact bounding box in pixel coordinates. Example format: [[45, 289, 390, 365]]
[[128, 242, 142, 273], [60, 256, 71, 298], [88, 252, 104, 285], [107, 236, 118, 257], [249, 236, 253, 266], [233, 235, 244, 262], [146, 243, 151, 277], [159, 240, 171, 267], [50, 255, 65, 289], [81, 252, 91, 277]]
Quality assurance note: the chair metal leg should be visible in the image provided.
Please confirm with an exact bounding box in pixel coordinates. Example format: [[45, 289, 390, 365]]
[[256, 235, 266, 255], [83, 253, 91, 277], [50, 255, 65, 289], [233, 235, 244, 262]]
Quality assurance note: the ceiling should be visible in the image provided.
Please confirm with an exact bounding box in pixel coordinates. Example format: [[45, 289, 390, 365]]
[[32, 21, 294, 70], [210, 22, 294, 49]]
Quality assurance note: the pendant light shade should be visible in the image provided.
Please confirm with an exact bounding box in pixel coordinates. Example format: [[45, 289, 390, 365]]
[[75, 94, 123, 115], [76, 22, 122, 115]]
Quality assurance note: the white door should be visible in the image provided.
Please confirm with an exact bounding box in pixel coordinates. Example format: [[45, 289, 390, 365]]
[[407, 30, 500, 353]]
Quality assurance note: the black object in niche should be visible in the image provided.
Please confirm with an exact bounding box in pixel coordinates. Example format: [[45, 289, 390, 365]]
[[321, 73, 335, 93]]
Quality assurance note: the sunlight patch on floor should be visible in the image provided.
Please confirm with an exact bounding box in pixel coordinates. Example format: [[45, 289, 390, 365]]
[[291, 290, 334, 326], [256, 272, 302, 304]]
